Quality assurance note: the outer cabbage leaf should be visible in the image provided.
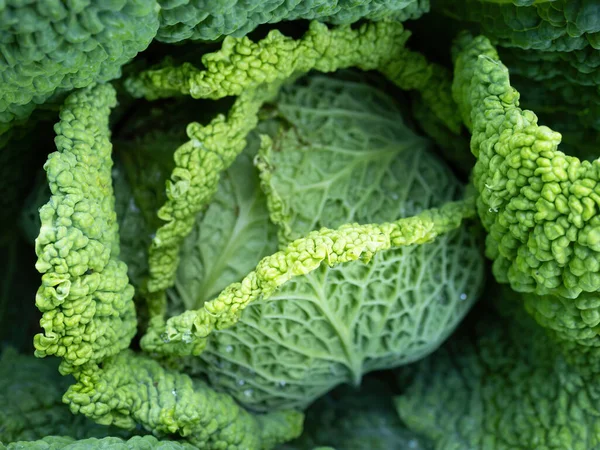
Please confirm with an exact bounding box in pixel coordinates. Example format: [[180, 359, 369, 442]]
[[0, 349, 133, 444], [1, 436, 196, 450], [495, 47, 600, 135], [64, 351, 303, 449], [434, 0, 600, 51], [506, 75, 600, 130], [155, 0, 429, 43], [156, 75, 484, 411], [33, 84, 137, 374], [452, 33, 600, 350], [0, 0, 159, 130], [396, 295, 600, 450], [498, 46, 600, 87], [280, 378, 432, 450]]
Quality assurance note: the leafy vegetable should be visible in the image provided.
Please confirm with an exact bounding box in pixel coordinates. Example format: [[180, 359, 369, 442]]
[[1, 436, 197, 450], [437, 0, 600, 51], [64, 351, 302, 449], [155, 0, 430, 43], [158, 75, 483, 411], [7, 1, 600, 448], [33, 84, 137, 374], [0, 349, 133, 443], [452, 33, 600, 352], [396, 292, 600, 450], [283, 378, 432, 450], [0, 0, 160, 133]]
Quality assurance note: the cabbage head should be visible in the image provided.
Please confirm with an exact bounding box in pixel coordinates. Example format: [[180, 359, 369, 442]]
[[126, 75, 486, 411]]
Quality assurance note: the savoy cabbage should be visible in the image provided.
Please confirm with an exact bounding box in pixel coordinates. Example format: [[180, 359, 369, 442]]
[[2, 1, 600, 449]]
